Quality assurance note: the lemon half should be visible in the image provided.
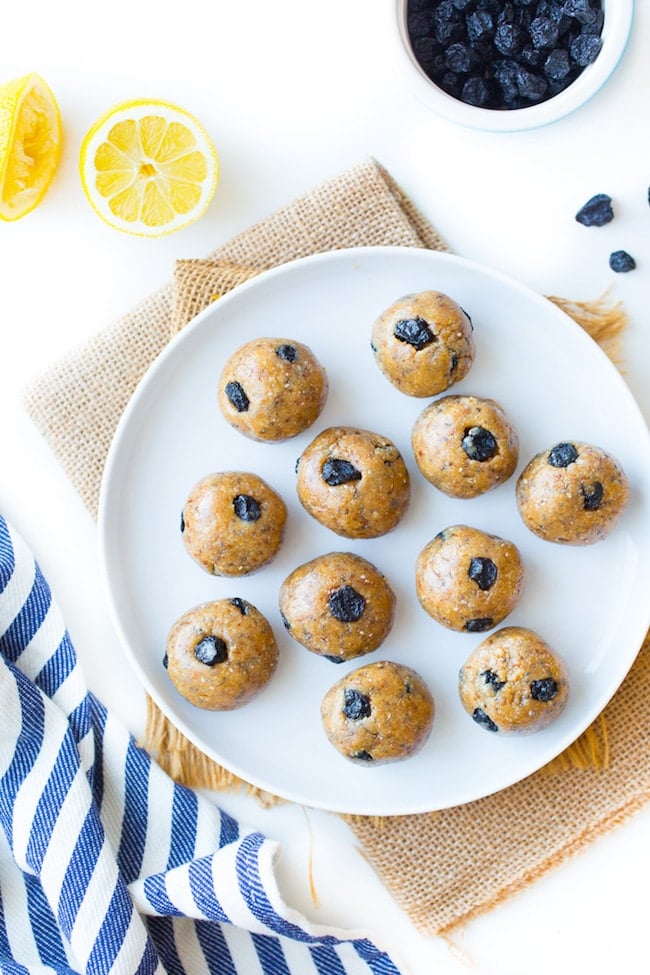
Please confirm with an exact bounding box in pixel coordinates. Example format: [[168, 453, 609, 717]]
[[0, 73, 62, 221], [80, 99, 219, 236]]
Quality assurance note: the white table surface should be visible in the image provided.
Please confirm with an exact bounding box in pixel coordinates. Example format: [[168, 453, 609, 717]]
[[1, 2, 649, 972]]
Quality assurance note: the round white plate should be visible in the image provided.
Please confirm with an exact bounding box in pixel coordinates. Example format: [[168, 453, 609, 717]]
[[98, 246, 650, 815]]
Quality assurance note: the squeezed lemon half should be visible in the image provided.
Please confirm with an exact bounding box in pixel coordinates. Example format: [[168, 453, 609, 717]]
[[0, 72, 62, 221], [80, 99, 219, 236]]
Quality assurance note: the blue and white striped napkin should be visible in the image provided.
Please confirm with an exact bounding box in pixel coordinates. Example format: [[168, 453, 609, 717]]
[[0, 514, 402, 975]]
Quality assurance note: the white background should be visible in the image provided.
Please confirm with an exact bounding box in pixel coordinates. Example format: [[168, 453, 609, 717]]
[[1, 2, 649, 973]]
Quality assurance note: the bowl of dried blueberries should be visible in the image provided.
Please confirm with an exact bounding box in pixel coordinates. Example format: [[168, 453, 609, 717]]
[[397, 0, 634, 131]]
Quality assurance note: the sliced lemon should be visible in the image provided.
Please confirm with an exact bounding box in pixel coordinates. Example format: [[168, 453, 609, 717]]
[[0, 73, 62, 222], [80, 99, 219, 237]]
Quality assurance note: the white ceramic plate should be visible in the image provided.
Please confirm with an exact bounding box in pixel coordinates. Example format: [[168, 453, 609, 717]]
[[98, 246, 650, 815]]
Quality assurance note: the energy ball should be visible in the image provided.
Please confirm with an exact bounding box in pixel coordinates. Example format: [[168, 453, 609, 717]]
[[320, 660, 435, 765], [411, 394, 519, 498], [296, 426, 411, 538], [516, 441, 630, 545], [416, 525, 525, 633], [181, 471, 286, 576], [279, 551, 396, 662], [218, 337, 328, 441], [458, 626, 569, 735], [165, 598, 278, 710], [371, 290, 475, 397]]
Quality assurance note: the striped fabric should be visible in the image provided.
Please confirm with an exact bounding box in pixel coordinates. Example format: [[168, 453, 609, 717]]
[[0, 515, 402, 975]]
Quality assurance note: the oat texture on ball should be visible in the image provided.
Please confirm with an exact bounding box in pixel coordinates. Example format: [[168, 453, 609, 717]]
[[296, 426, 411, 538], [458, 626, 569, 735], [320, 660, 435, 765], [371, 289, 475, 397], [181, 471, 287, 575], [218, 336, 328, 441], [416, 524, 525, 633], [411, 394, 519, 498], [516, 440, 630, 544], [279, 551, 396, 662], [165, 598, 279, 710]]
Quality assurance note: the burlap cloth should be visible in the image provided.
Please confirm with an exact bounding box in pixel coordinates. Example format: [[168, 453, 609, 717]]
[[24, 158, 650, 936]]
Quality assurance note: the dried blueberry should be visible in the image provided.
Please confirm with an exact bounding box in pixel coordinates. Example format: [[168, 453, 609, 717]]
[[468, 557, 498, 591], [548, 442, 578, 467], [280, 611, 291, 630], [529, 16, 559, 48], [445, 40, 478, 72], [329, 585, 366, 623], [515, 65, 548, 101], [570, 32, 601, 66], [230, 597, 249, 615], [324, 654, 345, 664], [275, 343, 297, 362], [224, 380, 249, 412], [544, 47, 571, 79], [343, 688, 372, 720], [575, 192, 613, 227], [353, 750, 374, 761], [180, 511, 185, 533], [462, 75, 490, 106], [609, 250, 636, 273], [581, 480, 603, 510], [466, 9, 494, 42], [233, 494, 262, 521], [472, 707, 499, 732], [194, 635, 228, 666], [321, 458, 362, 486], [481, 669, 507, 691], [563, 0, 599, 24], [530, 677, 559, 701], [464, 617, 494, 632], [462, 426, 498, 461], [494, 22, 524, 54], [393, 316, 436, 350], [162, 652, 168, 669]]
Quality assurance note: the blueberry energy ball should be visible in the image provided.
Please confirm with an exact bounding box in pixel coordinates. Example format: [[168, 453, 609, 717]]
[[218, 337, 328, 442], [411, 394, 519, 498], [181, 471, 287, 575], [296, 426, 411, 538], [321, 660, 435, 765], [416, 524, 524, 633], [516, 440, 630, 544], [371, 290, 475, 397], [165, 598, 279, 710], [279, 551, 396, 662], [406, 0, 604, 111], [458, 626, 569, 734]]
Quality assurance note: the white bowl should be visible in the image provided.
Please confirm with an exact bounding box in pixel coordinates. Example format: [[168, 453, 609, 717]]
[[395, 0, 635, 131]]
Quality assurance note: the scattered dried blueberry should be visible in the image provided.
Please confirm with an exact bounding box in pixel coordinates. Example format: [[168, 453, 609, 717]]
[[162, 653, 168, 669], [609, 250, 636, 273], [575, 192, 613, 227], [394, 316, 436, 350], [468, 557, 498, 591], [276, 343, 297, 362], [530, 677, 559, 701], [328, 585, 366, 623], [280, 611, 291, 631], [548, 442, 578, 467], [464, 617, 494, 632], [324, 654, 345, 664], [343, 688, 372, 720], [180, 511, 185, 533], [473, 707, 499, 732], [232, 494, 262, 522], [321, 458, 362, 486], [230, 597, 249, 615], [462, 426, 498, 461], [224, 380, 249, 412], [194, 635, 228, 666], [406, 0, 603, 111], [581, 480, 603, 510], [481, 669, 507, 691]]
